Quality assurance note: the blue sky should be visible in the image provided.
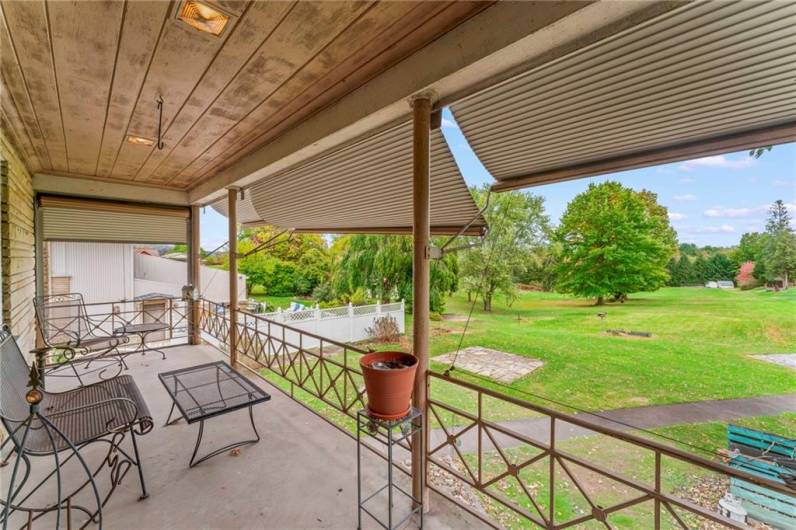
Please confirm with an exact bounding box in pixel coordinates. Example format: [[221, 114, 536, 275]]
[[201, 109, 795, 249]]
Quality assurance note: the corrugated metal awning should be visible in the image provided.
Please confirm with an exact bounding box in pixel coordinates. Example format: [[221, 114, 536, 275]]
[[451, 1, 796, 191], [212, 121, 486, 235], [40, 195, 189, 244]]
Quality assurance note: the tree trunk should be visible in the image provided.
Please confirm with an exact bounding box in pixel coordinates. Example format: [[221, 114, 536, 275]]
[[784, 271, 790, 290], [595, 296, 605, 306], [483, 293, 492, 312]]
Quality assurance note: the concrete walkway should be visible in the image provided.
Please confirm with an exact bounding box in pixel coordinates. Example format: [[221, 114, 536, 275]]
[[431, 393, 796, 453]]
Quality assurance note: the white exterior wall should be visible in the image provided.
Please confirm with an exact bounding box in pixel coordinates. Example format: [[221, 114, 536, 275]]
[[134, 253, 246, 302], [49, 243, 246, 304], [48, 242, 134, 302]]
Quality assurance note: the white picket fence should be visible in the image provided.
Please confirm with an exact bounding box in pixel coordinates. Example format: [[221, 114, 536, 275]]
[[258, 300, 405, 345]]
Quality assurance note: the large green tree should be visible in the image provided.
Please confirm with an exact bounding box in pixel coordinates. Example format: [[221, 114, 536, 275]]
[[554, 181, 677, 305], [460, 186, 549, 311]]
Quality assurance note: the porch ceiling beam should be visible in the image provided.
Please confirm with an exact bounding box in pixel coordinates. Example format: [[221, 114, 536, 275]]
[[33, 173, 189, 206], [189, 0, 679, 205], [491, 121, 796, 192]]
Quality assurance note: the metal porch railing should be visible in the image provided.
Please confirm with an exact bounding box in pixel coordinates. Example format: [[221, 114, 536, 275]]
[[197, 297, 794, 529]]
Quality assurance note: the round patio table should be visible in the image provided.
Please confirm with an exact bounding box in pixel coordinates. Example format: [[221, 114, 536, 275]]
[[115, 322, 169, 361]]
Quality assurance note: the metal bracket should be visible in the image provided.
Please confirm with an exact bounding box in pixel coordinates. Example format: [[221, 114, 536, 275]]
[[156, 95, 165, 150], [430, 189, 491, 259]]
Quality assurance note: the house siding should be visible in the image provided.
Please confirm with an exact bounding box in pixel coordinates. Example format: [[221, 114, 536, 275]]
[[1, 134, 36, 354]]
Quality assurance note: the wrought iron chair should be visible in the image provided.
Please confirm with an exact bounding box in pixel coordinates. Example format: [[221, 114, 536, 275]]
[[0, 326, 153, 528], [34, 293, 131, 386]]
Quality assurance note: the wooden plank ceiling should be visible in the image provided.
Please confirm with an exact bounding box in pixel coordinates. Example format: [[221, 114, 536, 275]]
[[0, 0, 488, 190]]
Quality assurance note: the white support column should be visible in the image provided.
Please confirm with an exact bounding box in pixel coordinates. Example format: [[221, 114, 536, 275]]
[[411, 93, 432, 510]]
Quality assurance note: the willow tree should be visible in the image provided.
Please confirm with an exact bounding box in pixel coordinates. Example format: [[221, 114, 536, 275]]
[[332, 234, 458, 313], [554, 181, 677, 305]]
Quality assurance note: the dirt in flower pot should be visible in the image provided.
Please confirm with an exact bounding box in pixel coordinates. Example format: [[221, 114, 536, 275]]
[[360, 351, 418, 421], [371, 358, 415, 370]]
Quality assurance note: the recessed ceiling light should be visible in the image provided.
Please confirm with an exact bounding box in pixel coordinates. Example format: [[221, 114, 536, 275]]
[[127, 135, 154, 146], [178, 0, 229, 36]]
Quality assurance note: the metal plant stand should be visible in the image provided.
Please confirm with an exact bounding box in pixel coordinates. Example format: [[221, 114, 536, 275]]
[[357, 408, 423, 530]]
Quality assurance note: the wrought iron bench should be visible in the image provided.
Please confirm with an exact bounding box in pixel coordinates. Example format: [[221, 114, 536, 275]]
[[1, 326, 153, 528], [34, 293, 131, 386]]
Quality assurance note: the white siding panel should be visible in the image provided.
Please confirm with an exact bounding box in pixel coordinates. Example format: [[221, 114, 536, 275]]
[[48, 242, 133, 303]]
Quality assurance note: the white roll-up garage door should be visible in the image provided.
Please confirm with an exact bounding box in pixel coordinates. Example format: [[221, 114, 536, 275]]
[[39, 195, 189, 244]]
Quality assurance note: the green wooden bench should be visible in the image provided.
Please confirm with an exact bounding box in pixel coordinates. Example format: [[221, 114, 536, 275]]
[[728, 425, 796, 529]]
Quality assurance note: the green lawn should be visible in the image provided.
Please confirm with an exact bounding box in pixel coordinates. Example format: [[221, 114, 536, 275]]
[[411, 287, 796, 413], [247, 285, 315, 311], [257, 286, 795, 421]]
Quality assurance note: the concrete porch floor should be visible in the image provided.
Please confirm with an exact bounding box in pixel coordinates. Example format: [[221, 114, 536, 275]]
[[12, 344, 486, 529]]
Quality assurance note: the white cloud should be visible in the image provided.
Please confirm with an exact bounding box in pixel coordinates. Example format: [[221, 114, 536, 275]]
[[704, 206, 765, 218], [692, 224, 735, 234], [668, 212, 686, 221], [704, 202, 796, 219], [673, 194, 697, 202], [678, 155, 755, 171], [772, 179, 794, 188], [441, 117, 457, 129]]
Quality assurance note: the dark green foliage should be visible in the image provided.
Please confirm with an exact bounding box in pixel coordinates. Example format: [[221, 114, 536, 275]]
[[666, 249, 738, 286], [762, 202, 796, 288]]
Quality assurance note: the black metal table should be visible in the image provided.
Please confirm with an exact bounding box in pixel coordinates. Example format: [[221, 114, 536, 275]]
[[158, 361, 271, 467], [114, 322, 169, 361]]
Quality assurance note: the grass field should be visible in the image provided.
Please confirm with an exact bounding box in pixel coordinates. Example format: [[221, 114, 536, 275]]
[[412, 287, 796, 413], [247, 285, 314, 311]]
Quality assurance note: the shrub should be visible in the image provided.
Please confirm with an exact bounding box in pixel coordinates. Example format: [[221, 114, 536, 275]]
[[312, 282, 335, 303], [365, 315, 401, 343]]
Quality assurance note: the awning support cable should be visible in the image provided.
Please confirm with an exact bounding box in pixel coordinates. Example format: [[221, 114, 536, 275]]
[[202, 240, 229, 260], [444, 190, 495, 375], [239, 230, 294, 259], [432, 190, 491, 259]]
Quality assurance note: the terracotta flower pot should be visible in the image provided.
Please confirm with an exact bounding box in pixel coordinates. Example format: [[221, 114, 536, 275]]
[[359, 351, 418, 421]]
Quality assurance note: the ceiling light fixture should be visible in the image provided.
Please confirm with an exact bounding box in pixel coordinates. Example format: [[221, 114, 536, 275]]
[[178, 0, 229, 36], [127, 135, 154, 146]]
